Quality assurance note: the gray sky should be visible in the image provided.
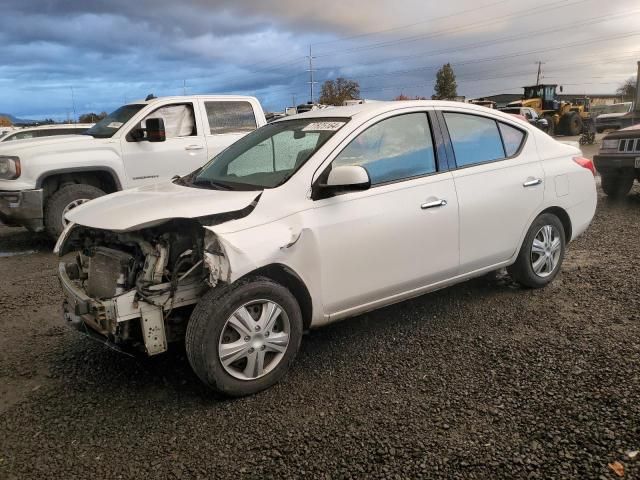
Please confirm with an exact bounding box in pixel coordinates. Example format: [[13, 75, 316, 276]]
[[1, 0, 638, 119]]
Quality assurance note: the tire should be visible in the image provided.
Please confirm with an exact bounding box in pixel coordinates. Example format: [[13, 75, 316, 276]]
[[601, 173, 634, 199], [560, 112, 583, 136], [186, 276, 303, 396], [508, 213, 566, 289], [44, 183, 105, 239], [543, 115, 555, 136]]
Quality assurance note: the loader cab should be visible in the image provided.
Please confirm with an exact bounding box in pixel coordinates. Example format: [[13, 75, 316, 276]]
[[523, 84, 558, 110]]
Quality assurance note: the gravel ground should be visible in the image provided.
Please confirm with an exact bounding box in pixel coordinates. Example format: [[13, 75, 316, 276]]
[[1, 137, 639, 479]]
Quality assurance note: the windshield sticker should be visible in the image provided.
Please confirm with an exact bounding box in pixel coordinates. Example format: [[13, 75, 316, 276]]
[[302, 121, 344, 132], [107, 121, 123, 129]]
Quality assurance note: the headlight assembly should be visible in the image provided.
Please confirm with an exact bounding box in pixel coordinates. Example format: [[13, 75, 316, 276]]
[[0, 156, 20, 180], [601, 139, 619, 151]]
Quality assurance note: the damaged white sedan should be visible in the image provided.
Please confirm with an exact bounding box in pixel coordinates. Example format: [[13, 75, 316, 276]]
[[56, 101, 597, 396]]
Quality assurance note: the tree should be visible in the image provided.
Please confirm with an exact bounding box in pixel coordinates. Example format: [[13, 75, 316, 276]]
[[616, 76, 637, 102], [319, 77, 360, 106], [433, 63, 458, 100], [394, 93, 427, 101], [78, 112, 108, 123], [0, 116, 12, 127]]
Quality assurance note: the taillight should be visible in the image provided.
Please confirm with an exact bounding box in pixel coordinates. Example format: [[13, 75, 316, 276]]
[[573, 156, 595, 176]]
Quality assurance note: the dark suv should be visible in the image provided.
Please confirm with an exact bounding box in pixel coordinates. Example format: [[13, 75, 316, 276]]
[[593, 124, 640, 198]]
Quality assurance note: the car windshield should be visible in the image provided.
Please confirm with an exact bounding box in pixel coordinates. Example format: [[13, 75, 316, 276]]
[[188, 118, 347, 190], [602, 103, 632, 114], [83, 104, 145, 138]]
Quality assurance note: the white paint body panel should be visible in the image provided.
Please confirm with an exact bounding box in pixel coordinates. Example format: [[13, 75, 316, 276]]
[[64, 101, 597, 328], [0, 95, 266, 192]]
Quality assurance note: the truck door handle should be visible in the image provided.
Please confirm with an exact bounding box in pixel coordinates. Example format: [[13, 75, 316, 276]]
[[185, 145, 204, 151], [523, 178, 543, 187], [421, 199, 447, 209]]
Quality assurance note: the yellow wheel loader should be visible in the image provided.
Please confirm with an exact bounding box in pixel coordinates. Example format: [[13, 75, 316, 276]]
[[506, 84, 590, 136]]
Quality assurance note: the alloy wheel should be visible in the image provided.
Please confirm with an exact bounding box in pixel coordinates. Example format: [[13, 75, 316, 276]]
[[61, 198, 90, 226]]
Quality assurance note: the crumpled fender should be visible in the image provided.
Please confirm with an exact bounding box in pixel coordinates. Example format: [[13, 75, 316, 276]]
[[203, 220, 305, 285]]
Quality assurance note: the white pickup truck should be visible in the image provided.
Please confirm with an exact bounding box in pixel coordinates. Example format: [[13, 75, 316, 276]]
[[0, 95, 266, 237]]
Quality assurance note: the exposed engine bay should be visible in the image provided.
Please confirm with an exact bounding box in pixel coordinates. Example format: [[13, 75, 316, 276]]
[[58, 219, 224, 355]]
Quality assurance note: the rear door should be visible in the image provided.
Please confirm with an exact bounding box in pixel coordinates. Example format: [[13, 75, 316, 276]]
[[120, 101, 208, 186], [201, 100, 259, 159], [438, 109, 544, 272]]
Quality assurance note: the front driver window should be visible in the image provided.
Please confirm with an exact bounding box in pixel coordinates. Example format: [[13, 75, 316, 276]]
[[332, 113, 436, 185], [141, 104, 196, 138]]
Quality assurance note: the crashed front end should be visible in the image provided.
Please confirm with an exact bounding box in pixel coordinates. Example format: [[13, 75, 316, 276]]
[[56, 219, 229, 355]]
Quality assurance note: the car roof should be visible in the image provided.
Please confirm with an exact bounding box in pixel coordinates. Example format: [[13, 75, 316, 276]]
[[131, 95, 259, 105], [15, 123, 93, 131], [279, 100, 517, 121]]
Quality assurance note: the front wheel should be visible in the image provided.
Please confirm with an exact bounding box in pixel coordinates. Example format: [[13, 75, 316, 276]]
[[186, 277, 303, 396], [44, 183, 105, 239], [508, 214, 566, 288]]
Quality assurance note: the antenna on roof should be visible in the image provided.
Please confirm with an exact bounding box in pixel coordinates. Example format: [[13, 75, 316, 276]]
[[145, 94, 156, 101]]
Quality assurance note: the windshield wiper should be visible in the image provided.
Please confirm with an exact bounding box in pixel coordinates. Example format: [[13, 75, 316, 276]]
[[191, 178, 233, 190]]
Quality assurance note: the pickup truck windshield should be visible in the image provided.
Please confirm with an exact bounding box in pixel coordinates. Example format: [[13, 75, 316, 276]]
[[191, 118, 347, 190], [84, 104, 145, 138]]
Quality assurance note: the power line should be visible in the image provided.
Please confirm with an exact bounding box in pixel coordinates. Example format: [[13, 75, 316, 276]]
[[311, 0, 511, 47], [313, 7, 640, 74], [357, 56, 636, 95], [314, 0, 590, 58], [332, 30, 640, 83]]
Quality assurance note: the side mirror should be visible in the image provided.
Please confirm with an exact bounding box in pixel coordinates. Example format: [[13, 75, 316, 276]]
[[146, 117, 166, 142], [321, 165, 370, 193], [537, 118, 549, 127]]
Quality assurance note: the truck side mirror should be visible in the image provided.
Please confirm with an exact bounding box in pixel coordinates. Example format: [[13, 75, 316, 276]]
[[145, 118, 166, 142]]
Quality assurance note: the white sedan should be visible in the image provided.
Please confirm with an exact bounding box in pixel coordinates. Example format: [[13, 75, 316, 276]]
[[56, 101, 597, 396]]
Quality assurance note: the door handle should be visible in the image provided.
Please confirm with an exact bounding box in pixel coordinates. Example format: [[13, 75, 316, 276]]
[[421, 199, 447, 209], [185, 145, 204, 151], [523, 178, 543, 187]]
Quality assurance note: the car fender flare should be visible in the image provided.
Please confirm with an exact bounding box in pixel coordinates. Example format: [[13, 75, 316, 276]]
[[511, 205, 573, 262], [36, 166, 123, 190]]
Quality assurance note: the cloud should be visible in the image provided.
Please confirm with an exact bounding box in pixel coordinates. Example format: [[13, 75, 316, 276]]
[[0, 0, 638, 118]]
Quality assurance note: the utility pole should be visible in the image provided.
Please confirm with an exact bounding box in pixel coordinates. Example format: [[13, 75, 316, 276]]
[[306, 45, 317, 104], [292, 94, 296, 107], [535, 61, 545, 85], [70, 86, 77, 122], [183, 80, 187, 96]]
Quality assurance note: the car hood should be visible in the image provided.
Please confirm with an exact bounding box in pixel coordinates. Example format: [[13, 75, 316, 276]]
[[0, 134, 99, 155], [603, 122, 640, 139], [66, 181, 262, 232]]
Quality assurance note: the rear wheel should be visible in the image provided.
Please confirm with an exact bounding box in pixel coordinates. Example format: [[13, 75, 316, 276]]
[[543, 115, 555, 135], [186, 276, 303, 396], [601, 173, 634, 199], [508, 213, 566, 289], [44, 183, 105, 239]]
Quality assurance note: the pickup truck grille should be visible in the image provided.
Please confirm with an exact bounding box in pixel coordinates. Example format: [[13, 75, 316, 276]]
[[618, 138, 640, 153]]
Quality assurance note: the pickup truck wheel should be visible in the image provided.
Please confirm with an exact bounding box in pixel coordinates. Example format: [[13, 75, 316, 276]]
[[601, 173, 634, 199], [186, 276, 303, 397], [508, 213, 565, 289], [44, 184, 105, 238]]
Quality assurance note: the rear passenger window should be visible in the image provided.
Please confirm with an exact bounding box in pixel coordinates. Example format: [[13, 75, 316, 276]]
[[498, 122, 525, 156], [205, 101, 257, 134], [333, 113, 436, 185], [444, 113, 505, 166]]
